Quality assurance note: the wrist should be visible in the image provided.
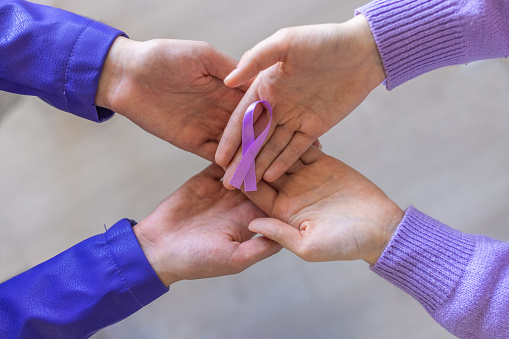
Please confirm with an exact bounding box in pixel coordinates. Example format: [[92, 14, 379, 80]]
[[95, 36, 131, 111], [363, 202, 404, 266], [133, 218, 180, 287], [346, 14, 386, 87]]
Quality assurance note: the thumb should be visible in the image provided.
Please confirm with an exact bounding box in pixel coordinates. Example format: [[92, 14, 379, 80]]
[[224, 31, 290, 88], [205, 45, 241, 81], [248, 218, 301, 253], [231, 236, 282, 273]]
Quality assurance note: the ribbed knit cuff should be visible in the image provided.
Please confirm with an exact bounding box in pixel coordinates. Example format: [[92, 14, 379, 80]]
[[371, 206, 475, 315], [356, 0, 467, 89]]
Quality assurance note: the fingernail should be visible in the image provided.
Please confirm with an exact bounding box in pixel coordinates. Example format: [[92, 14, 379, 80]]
[[224, 69, 238, 84]]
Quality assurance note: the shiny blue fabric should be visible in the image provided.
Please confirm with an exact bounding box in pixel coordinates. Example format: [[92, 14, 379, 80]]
[[0, 0, 124, 122], [0, 219, 168, 338], [0, 1, 168, 337]]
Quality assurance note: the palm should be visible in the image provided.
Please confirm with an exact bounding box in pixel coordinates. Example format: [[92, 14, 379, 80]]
[[111, 39, 245, 161], [161, 171, 265, 279], [137, 165, 280, 284], [255, 24, 375, 137], [245, 147, 402, 263], [217, 18, 385, 184]]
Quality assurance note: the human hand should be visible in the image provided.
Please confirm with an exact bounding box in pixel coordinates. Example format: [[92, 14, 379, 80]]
[[132, 164, 281, 287], [216, 15, 385, 186], [243, 146, 403, 265], [96, 37, 246, 162]]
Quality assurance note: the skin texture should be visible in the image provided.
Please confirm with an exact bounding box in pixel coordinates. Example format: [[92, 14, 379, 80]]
[[133, 164, 282, 287], [216, 15, 386, 187], [244, 146, 404, 265], [96, 37, 247, 162]]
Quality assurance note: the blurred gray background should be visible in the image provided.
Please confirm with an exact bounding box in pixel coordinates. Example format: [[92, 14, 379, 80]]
[[1, 1, 508, 338]]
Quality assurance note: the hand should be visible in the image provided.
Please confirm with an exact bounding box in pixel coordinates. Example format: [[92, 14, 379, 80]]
[[96, 37, 246, 162], [243, 146, 403, 265], [132, 164, 281, 287], [216, 15, 385, 186]]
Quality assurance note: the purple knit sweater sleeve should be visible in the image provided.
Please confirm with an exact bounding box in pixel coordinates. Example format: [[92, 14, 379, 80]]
[[356, 0, 509, 89], [372, 206, 509, 337]]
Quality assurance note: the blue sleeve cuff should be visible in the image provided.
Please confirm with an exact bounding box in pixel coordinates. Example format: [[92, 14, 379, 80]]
[[63, 21, 126, 122], [0, 218, 167, 337], [0, 1, 126, 122], [104, 219, 169, 306]]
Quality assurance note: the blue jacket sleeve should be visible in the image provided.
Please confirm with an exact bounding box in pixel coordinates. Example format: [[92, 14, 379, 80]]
[[0, 0, 125, 122], [0, 219, 169, 338]]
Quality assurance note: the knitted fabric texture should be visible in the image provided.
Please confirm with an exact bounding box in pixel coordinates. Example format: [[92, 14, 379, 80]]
[[372, 206, 509, 337], [356, 0, 509, 89]]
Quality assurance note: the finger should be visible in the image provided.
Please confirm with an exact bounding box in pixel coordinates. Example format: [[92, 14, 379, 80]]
[[265, 172, 290, 193], [195, 141, 219, 163], [299, 145, 325, 165], [222, 147, 243, 190], [204, 44, 242, 81], [248, 218, 301, 254], [286, 158, 305, 175], [238, 76, 256, 92], [224, 31, 290, 88], [312, 138, 322, 150], [215, 87, 261, 168], [204, 45, 256, 94], [242, 180, 277, 216], [253, 124, 294, 180], [213, 79, 247, 113], [263, 132, 314, 182], [231, 236, 282, 273]]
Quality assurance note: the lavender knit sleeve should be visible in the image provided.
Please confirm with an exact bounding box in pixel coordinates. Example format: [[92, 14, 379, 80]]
[[356, 0, 509, 89], [372, 206, 509, 337]]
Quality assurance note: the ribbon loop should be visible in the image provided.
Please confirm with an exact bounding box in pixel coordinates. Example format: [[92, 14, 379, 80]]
[[229, 100, 272, 191]]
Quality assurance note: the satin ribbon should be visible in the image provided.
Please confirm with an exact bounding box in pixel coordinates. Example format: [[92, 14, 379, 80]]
[[229, 100, 273, 191]]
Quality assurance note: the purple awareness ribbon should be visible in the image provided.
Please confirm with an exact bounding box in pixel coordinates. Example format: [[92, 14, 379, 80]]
[[229, 100, 273, 191]]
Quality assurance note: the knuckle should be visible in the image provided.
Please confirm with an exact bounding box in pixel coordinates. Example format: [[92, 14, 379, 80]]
[[251, 56, 264, 71], [287, 142, 303, 158], [242, 48, 253, 58], [274, 28, 293, 48]]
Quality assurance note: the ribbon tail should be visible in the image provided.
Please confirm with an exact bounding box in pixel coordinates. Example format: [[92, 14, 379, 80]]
[[229, 142, 261, 189], [243, 162, 257, 191]]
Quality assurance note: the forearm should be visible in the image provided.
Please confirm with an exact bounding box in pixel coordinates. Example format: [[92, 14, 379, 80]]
[[372, 206, 509, 337], [0, 219, 167, 338], [357, 0, 509, 89], [0, 0, 124, 121]]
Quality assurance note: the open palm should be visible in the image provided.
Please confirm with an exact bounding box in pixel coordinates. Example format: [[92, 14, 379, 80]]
[[134, 164, 281, 286], [98, 37, 246, 161], [216, 16, 385, 185], [244, 147, 403, 265]]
